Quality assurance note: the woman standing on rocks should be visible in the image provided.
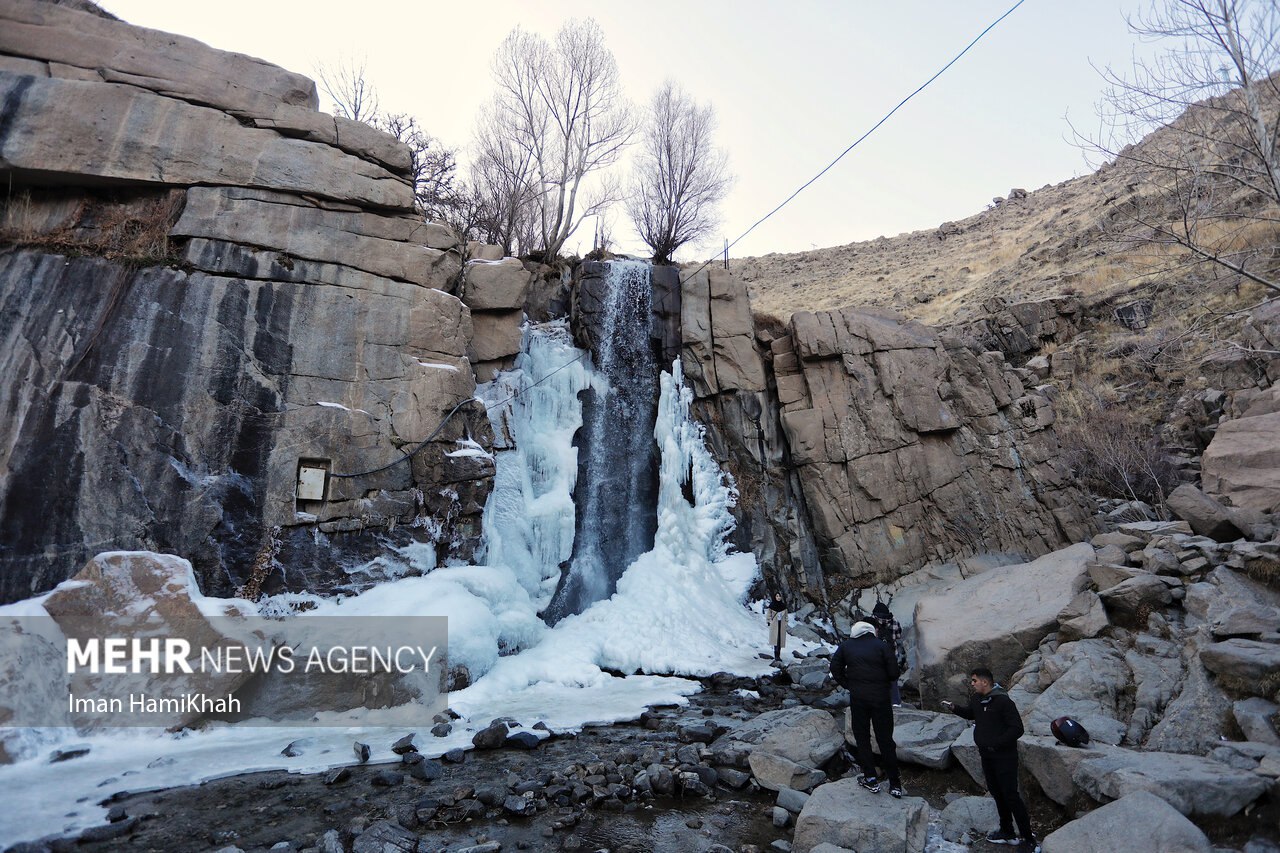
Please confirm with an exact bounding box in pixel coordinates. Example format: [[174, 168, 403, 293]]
[[766, 591, 788, 661]]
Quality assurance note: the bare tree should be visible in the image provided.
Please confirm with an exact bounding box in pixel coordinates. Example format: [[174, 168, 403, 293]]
[[475, 19, 636, 259], [1088, 0, 1280, 297], [315, 56, 380, 124], [315, 61, 464, 224], [469, 104, 541, 254], [627, 81, 732, 263], [376, 113, 460, 220]]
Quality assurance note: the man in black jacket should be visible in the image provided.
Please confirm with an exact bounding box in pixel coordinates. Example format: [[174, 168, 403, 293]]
[[943, 667, 1037, 851], [829, 621, 903, 797]]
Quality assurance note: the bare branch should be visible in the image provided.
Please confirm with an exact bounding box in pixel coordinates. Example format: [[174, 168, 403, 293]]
[[1084, 0, 1280, 301], [314, 56, 380, 124]]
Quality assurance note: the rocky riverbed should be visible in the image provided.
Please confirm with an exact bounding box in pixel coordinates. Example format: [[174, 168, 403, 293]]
[[7, 632, 1279, 853], [3, 670, 969, 853]]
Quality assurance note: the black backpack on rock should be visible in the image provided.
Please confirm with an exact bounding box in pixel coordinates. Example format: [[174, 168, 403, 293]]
[[1051, 716, 1090, 748]]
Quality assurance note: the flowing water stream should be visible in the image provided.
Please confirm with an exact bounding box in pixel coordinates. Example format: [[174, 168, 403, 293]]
[[543, 259, 660, 623]]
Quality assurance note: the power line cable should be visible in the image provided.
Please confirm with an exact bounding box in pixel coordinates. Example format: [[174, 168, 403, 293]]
[[329, 349, 590, 479], [332, 0, 1027, 480], [681, 0, 1030, 285]]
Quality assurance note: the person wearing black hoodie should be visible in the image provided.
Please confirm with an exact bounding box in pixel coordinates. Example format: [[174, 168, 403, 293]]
[[943, 668, 1037, 851], [829, 621, 903, 797]]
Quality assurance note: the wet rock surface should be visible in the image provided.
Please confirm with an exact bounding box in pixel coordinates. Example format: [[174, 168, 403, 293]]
[[16, 664, 1032, 853], [43, 678, 809, 853]]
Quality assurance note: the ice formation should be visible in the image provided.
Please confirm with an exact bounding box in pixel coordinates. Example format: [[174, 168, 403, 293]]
[[0, 262, 785, 845]]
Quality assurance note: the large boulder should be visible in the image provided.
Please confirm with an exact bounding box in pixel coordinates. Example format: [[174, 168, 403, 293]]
[[0, 74, 412, 210], [1056, 589, 1108, 642], [1200, 639, 1280, 694], [792, 779, 928, 853], [1211, 602, 1280, 638], [1234, 698, 1280, 746], [939, 796, 999, 843], [462, 259, 531, 311], [39, 552, 261, 729], [1017, 735, 1123, 806], [710, 707, 844, 771], [1185, 567, 1280, 626], [869, 708, 967, 769], [916, 543, 1094, 703], [1166, 484, 1245, 542], [1021, 639, 1128, 746], [1144, 659, 1232, 755], [742, 708, 844, 792], [1210, 740, 1280, 775], [1096, 573, 1173, 619], [470, 310, 525, 365], [1087, 561, 1147, 592], [1124, 641, 1184, 745], [748, 751, 828, 792], [1041, 790, 1211, 853], [1073, 748, 1268, 817], [1202, 410, 1280, 514]]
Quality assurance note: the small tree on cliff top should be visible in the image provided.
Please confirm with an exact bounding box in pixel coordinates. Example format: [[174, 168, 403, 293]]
[[316, 59, 462, 224], [475, 19, 636, 259], [316, 56, 380, 125], [627, 81, 732, 264]]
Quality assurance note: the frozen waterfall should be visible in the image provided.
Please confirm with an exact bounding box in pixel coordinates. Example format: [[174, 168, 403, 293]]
[[477, 322, 597, 615], [546, 259, 660, 622]]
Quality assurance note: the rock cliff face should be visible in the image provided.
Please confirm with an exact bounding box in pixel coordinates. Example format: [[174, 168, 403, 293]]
[[0, 0, 491, 602], [944, 294, 1082, 363], [679, 267, 1094, 600], [0, 0, 1095, 609]]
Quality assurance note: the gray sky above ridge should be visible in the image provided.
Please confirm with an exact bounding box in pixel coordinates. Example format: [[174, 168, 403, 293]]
[[99, 0, 1150, 261]]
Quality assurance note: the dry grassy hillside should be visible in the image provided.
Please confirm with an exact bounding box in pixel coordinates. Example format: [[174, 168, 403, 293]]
[[738, 156, 1161, 326], [738, 92, 1280, 329]]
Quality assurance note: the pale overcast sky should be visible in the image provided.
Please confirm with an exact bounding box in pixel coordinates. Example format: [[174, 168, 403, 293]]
[[99, 0, 1149, 260]]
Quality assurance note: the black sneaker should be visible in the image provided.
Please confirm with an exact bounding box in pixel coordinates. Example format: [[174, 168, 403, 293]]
[[889, 784, 904, 798], [856, 774, 880, 793], [986, 829, 1019, 845]]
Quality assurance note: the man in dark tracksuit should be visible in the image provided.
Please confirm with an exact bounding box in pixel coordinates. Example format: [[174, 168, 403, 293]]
[[829, 621, 903, 797], [943, 667, 1037, 851]]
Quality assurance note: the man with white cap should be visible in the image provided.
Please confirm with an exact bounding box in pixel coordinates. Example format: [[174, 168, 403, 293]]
[[829, 620, 903, 797]]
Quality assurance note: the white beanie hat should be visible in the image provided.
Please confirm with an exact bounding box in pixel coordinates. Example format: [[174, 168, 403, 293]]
[[850, 621, 876, 638]]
